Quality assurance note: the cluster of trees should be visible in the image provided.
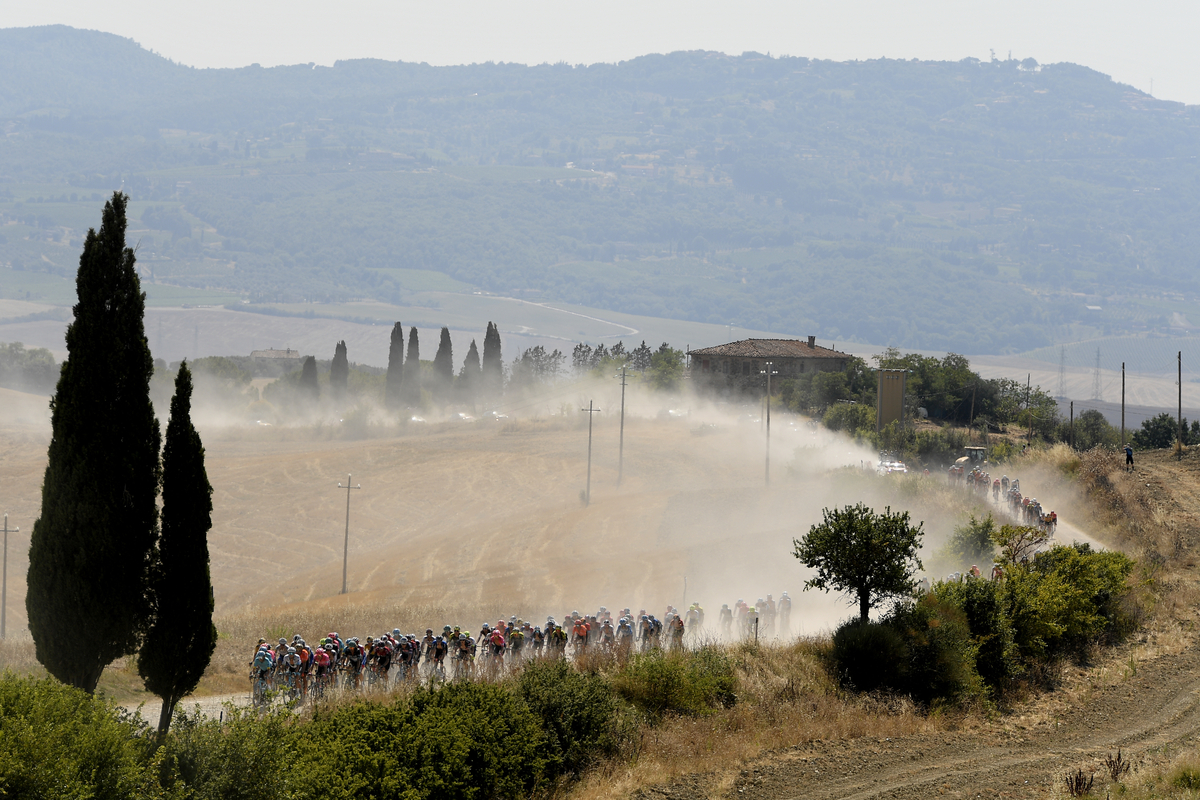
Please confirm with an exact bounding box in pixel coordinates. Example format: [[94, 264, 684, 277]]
[[25, 193, 215, 735], [0, 341, 58, 393], [571, 341, 654, 374], [795, 505, 1134, 704]]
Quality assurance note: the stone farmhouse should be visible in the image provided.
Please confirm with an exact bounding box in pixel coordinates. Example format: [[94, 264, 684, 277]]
[[687, 337, 850, 392]]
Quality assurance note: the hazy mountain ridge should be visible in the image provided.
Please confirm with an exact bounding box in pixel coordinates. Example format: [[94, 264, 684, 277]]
[[2, 25, 1199, 354]]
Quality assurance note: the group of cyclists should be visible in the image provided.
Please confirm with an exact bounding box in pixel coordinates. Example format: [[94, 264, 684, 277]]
[[249, 595, 794, 704], [950, 466, 1059, 534]]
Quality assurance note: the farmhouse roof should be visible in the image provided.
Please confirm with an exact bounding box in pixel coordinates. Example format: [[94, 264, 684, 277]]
[[687, 338, 847, 359], [251, 348, 305, 359]]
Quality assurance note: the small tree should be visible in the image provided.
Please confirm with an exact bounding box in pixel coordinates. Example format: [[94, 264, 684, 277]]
[[329, 340, 349, 400], [138, 362, 216, 736], [482, 321, 503, 401], [432, 326, 453, 402], [403, 326, 421, 405], [991, 524, 1048, 567], [647, 343, 684, 391], [385, 321, 404, 409], [793, 503, 924, 622], [298, 356, 319, 405], [461, 339, 481, 408]]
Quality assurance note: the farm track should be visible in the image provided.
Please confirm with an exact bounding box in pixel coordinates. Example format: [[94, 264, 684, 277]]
[[631, 643, 1200, 800]]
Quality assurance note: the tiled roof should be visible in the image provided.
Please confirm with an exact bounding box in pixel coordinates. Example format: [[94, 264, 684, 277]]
[[687, 339, 847, 359]]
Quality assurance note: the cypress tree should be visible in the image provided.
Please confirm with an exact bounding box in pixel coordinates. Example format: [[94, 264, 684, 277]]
[[138, 361, 216, 736], [330, 340, 349, 400], [298, 355, 319, 405], [385, 321, 404, 409], [432, 326, 453, 402], [403, 327, 421, 405], [26, 192, 162, 693], [461, 339, 481, 408], [482, 321, 503, 402]]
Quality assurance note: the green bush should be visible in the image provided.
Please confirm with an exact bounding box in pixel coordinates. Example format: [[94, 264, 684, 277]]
[[159, 705, 293, 800], [293, 682, 546, 800], [829, 619, 909, 693], [0, 672, 150, 800], [822, 403, 874, 437], [1172, 764, 1200, 790], [517, 659, 622, 777], [933, 577, 1019, 692], [613, 646, 735, 721], [1004, 544, 1135, 660], [886, 596, 983, 705], [937, 514, 997, 571]]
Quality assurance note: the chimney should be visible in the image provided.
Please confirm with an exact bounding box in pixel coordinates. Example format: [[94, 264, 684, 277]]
[[807, 335, 816, 348]]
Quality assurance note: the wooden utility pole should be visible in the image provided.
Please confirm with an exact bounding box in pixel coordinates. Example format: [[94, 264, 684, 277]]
[[1179, 351, 1184, 459], [337, 475, 361, 595], [1121, 361, 1126, 446], [761, 361, 778, 484], [2, 513, 17, 639], [581, 401, 601, 505], [1026, 373, 1033, 445], [616, 366, 627, 487], [1069, 401, 1074, 450]]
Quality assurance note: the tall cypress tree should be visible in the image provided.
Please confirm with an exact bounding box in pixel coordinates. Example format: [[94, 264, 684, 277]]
[[330, 340, 349, 400], [403, 327, 421, 405], [26, 192, 162, 693], [482, 321, 503, 402], [138, 362, 216, 736], [385, 321, 404, 409], [298, 355, 319, 406], [461, 338, 481, 408], [432, 326, 453, 402]]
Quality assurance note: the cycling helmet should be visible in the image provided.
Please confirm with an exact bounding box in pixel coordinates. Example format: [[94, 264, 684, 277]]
[[426, 628, 433, 635], [287, 647, 296, 654]]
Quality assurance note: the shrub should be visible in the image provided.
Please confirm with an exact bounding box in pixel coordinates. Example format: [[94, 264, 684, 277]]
[[517, 659, 622, 777], [886, 596, 983, 705], [160, 705, 294, 800], [0, 672, 148, 800], [1173, 764, 1200, 790], [934, 578, 1019, 692], [829, 618, 908, 693], [613, 646, 735, 721]]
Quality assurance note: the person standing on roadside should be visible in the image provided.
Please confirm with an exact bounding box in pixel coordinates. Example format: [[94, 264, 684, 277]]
[[1125, 443, 1134, 472]]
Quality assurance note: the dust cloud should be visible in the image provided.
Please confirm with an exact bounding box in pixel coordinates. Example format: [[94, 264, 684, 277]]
[[0, 369, 1097, 644]]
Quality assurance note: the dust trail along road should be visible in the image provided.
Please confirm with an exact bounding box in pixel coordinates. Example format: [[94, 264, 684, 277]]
[[711, 644, 1200, 800]]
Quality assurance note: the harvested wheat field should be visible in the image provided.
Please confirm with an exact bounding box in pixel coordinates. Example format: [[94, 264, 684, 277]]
[[0, 387, 1077, 644]]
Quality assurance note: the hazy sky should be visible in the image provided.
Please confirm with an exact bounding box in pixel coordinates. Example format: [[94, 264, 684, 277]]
[[4, 0, 1198, 104]]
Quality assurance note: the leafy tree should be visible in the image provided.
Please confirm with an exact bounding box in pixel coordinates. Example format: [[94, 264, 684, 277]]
[[793, 503, 924, 622], [510, 346, 565, 390], [298, 355, 319, 405], [138, 362, 216, 736], [482, 321, 503, 401], [990, 524, 1048, 567], [385, 321, 404, 409], [938, 513, 997, 570], [0, 341, 59, 393], [822, 403, 874, 437], [403, 327, 421, 405], [26, 192, 162, 693], [1061, 408, 1118, 450], [647, 343, 684, 391], [329, 340, 349, 400], [432, 326, 453, 401], [631, 340, 653, 373], [1132, 412, 1183, 450]]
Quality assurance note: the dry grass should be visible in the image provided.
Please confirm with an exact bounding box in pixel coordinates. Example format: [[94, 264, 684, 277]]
[[566, 638, 941, 800]]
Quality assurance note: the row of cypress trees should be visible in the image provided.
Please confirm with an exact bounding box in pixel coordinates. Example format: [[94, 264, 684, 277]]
[[383, 320, 503, 409], [25, 193, 216, 736]]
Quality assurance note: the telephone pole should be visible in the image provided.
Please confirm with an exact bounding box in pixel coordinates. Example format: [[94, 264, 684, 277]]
[[616, 366, 627, 486], [581, 401, 601, 505], [1121, 362, 1126, 446], [2, 513, 17, 639], [760, 361, 778, 484], [1179, 351, 1184, 459], [337, 475, 361, 595]]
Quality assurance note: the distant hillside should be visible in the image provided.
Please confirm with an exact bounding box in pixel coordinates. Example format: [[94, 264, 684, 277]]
[[2, 25, 1199, 353]]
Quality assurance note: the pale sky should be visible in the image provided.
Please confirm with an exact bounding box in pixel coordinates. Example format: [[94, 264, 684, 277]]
[[4, 0, 1198, 104]]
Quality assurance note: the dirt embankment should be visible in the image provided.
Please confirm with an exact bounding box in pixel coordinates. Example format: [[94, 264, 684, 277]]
[[638, 447, 1200, 800]]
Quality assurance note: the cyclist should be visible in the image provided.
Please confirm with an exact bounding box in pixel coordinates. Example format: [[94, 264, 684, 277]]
[[718, 604, 733, 637], [431, 635, 449, 673], [598, 619, 615, 651], [670, 614, 685, 648], [531, 625, 545, 656], [369, 637, 392, 685], [616, 619, 634, 654], [342, 638, 364, 689], [778, 592, 792, 634], [508, 625, 525, 661]]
